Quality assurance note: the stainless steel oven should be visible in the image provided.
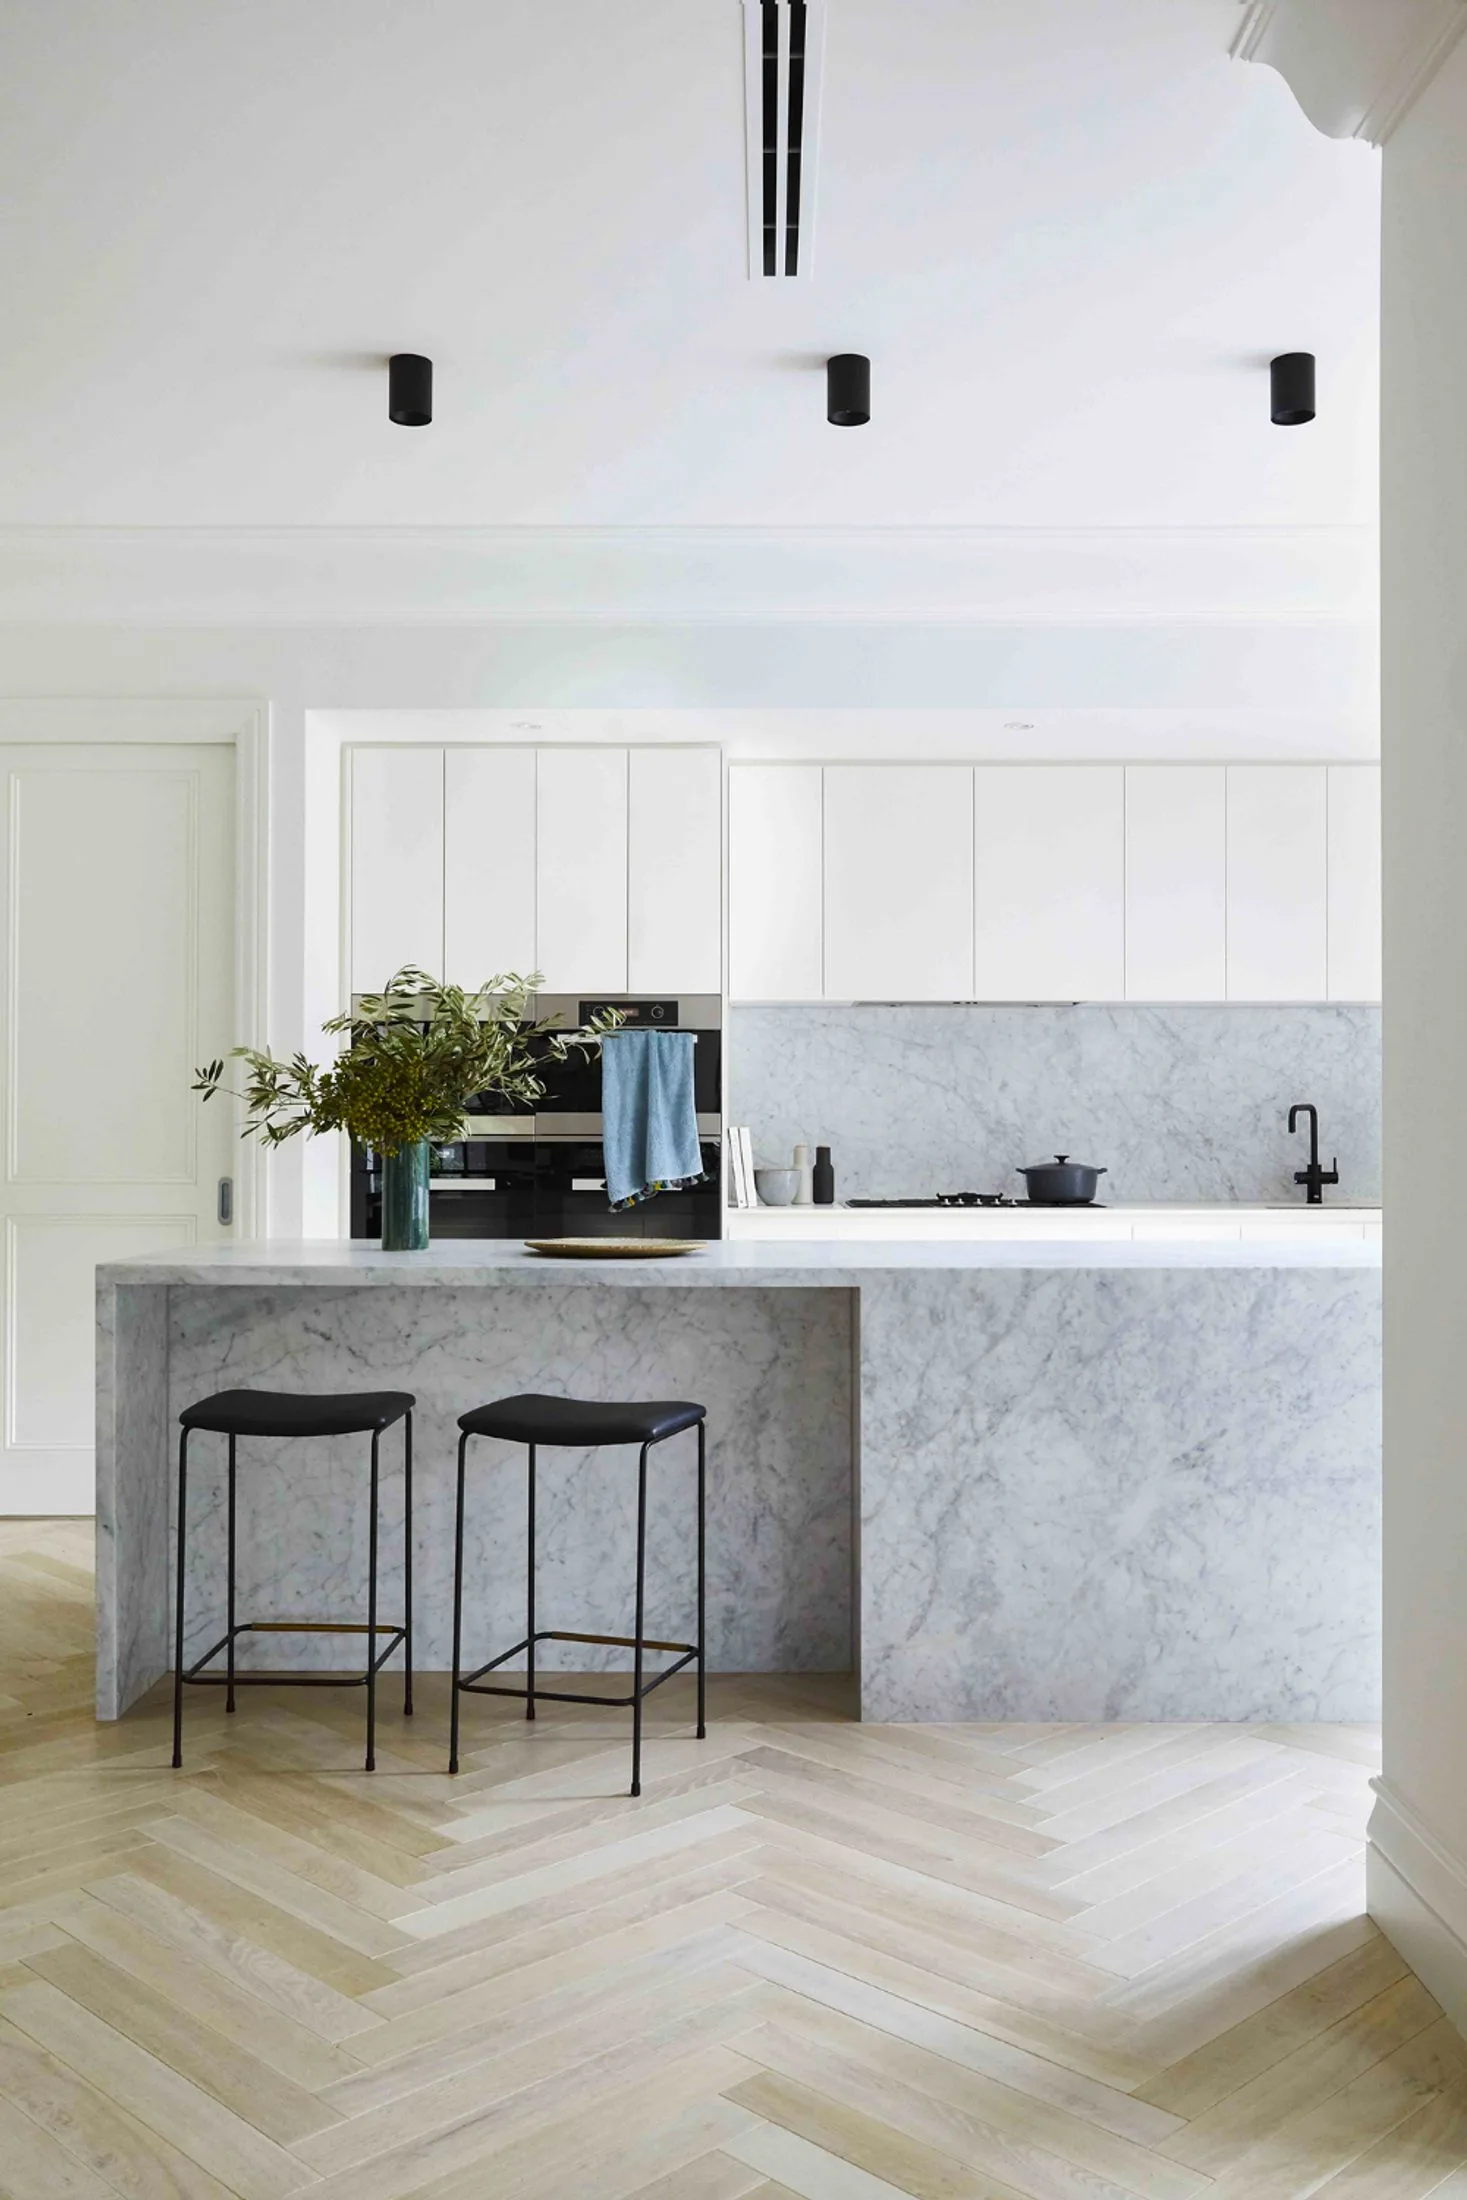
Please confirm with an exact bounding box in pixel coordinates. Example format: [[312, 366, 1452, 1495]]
[[350, 993, 723, 1241]]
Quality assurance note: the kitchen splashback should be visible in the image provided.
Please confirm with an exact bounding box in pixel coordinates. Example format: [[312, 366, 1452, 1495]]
[[729, 1004, 1381, 1204]]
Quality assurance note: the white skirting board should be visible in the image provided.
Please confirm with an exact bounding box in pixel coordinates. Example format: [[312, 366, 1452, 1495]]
[[1368, 1779, 1467, 2038]]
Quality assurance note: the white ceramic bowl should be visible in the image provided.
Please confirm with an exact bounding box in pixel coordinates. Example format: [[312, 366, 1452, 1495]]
[[755, 1167, 800, 1206]]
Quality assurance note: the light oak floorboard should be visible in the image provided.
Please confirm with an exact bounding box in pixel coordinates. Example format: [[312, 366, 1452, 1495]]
[[4, 1522, 1464, 2200]]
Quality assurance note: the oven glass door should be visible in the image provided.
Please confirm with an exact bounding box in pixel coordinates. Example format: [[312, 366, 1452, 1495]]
[[354, 1136, 724, 1239], [529, 1030, 722, 1128]]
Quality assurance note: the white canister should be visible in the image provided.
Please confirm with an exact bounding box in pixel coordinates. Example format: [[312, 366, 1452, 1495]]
[[793, 1143, 815, 1205]]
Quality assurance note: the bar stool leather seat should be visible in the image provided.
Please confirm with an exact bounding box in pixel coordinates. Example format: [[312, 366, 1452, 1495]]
[[457, 1393, 704, 1448], [181, 1389, 414, 1439]]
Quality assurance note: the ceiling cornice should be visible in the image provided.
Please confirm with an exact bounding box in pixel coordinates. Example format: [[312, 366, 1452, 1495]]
[[1232, 0, 1467, 143], [0, 525, 1376, 629]]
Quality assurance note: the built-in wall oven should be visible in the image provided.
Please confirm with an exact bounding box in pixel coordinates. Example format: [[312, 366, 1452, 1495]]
[[350, 994, 723, 1241]]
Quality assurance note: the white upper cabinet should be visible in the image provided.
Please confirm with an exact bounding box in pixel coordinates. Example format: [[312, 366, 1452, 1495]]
[[350, 742, 723, 1005], [728, 765, 823, 1000], [535, 747, 629, 993], [351, 745, 1376, 1012], [628, 748, 723, 994], [443, 747, 537, 985], [1125, 766, 1227, 1001], [350, 747, 444, 992], [1327, 764, 1382, 1001], [824, 766, 975, 1000], [1226, 766, 1328, 1001], [974, 766, 1125, 1000]]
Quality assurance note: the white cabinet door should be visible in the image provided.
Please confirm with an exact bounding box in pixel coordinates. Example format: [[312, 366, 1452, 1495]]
[[535, 747, 629, 993], [0, 742, 236, 1513], [824, 766, 974, 1000], [628, 748, 722, 993], [1125, 766, 1227, 1001], [728, 765, 824, 1000], [443, 748, 537, 986], [1226, 766, 1327, 1000], [973, 766, 1125, 1000], [350, 747, 444, 991], [1327, 764, 1382, 1001]]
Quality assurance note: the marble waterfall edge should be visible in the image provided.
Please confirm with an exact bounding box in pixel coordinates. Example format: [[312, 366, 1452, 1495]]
[[858, 1266, 1380, 1721]]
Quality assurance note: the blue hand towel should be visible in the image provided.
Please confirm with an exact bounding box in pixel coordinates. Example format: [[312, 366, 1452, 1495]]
[[600, 1029, 708, 1211]]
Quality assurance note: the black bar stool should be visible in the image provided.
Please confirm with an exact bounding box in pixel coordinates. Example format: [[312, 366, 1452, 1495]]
[[449, 1394, 706, 1796], [172, 1388, 415, 1772]]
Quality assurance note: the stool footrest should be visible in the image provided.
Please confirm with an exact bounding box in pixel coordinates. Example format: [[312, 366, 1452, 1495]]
[[458, 1627, 698, 1710], [533, 1628, 695, 1656], [183, 1621, 407, 1690]]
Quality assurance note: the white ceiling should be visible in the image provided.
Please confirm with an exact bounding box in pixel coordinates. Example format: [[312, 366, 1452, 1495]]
[[0, 0, 1379, 529]]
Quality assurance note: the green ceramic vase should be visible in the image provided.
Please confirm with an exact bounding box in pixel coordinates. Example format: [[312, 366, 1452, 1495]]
[[381, 1139, 431, 1250]]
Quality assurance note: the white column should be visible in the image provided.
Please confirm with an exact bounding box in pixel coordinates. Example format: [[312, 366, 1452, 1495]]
[[1240, 0, 1467, 2036], [1371, 36, 1467, 2037]]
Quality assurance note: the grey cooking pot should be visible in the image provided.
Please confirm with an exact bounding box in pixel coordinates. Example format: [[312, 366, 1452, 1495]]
[[1018, 1154, 1107, 1205]]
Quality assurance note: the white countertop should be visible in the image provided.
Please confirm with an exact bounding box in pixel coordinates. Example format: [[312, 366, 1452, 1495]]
[[98, 1232, 1381, 1287], [728, 1200, 1381, 1244]]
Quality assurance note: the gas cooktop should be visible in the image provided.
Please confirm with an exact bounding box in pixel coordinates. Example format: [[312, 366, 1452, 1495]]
[[845, 1194, 1108, 1209]]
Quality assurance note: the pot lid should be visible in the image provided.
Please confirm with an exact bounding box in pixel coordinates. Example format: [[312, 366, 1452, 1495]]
[[1019, 1154, 1107, 1172]]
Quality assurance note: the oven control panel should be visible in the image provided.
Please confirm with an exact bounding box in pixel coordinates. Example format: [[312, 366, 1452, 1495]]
[[579, 1000, 678, 1026]]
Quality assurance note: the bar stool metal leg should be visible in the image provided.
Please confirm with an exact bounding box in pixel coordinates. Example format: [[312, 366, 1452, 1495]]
[[403, 1412, 414, 1717], [449, 1430, 468, 1775], [172, 1429, 190, 1768], [696, 1420, 706, 1741], [631, 1439, 650, 1798], [366, 1430, 380, 1773], [225, 1433, 237, 1714], [525, 1443, 537, 1722]]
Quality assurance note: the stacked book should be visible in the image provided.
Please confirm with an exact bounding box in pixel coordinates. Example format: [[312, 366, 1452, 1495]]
[[724, 1126, 758, 1207]]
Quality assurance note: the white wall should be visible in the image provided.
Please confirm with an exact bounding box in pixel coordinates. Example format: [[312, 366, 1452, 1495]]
[[1367, 33, 1467, 2033]]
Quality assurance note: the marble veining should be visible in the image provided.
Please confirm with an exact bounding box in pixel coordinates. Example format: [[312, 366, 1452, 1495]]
[[858, 1266, 1381, 1721], [98, 1235, 1381, 1286], [95, 1280, 171, 1718], [163, 1284, 853, 1681], [731, 1003, 1381, 1203], [97, 1241, 1380, 1725]]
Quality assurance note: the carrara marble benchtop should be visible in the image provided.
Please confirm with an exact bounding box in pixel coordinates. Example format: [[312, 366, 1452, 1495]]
[[98, 1233, 1381, 1288], [97, 1235, 1381, 1726]]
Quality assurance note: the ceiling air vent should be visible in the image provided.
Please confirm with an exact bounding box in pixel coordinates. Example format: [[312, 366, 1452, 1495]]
[[743, 0, 827, 277]]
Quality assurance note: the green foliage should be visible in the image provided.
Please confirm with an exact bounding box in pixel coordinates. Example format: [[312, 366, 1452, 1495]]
[[194, 969, 619, 1156]]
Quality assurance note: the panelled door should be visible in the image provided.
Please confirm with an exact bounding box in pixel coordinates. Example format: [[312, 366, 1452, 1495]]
[[0, 744, 236, 1513]]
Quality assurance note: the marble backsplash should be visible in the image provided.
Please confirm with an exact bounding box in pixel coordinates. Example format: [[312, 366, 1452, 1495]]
[[730, 1004, 1381, 1205]]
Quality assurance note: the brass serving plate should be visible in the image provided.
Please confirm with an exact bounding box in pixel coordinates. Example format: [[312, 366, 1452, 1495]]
[[524, 1237, 702, 1259]]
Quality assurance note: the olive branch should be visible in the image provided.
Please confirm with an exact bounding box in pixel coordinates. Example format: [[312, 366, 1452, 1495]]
[[194, 968, 620, 1156]]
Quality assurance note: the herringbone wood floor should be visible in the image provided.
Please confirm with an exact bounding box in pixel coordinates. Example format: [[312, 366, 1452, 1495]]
[[0, 1522, 1461, 2199]]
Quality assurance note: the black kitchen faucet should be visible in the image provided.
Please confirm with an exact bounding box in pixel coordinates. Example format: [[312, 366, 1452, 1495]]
[[1288, 1102, 1339, 1205]]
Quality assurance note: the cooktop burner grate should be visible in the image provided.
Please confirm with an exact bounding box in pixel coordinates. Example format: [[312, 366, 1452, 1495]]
[[845, 1195, 1108, 1209]]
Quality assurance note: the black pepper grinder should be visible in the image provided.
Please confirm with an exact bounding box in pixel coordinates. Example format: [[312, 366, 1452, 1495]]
[[812, 1145, 835, 1205]]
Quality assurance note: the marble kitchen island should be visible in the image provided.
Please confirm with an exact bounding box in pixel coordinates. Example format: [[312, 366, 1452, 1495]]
[[97, 1235, 1381, 1726]]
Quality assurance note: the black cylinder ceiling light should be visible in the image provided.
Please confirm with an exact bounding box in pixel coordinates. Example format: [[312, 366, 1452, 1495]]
[[827, 353, 870, 426], [388, 352, 433, 427], [1270, 351, 1315, 426]]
